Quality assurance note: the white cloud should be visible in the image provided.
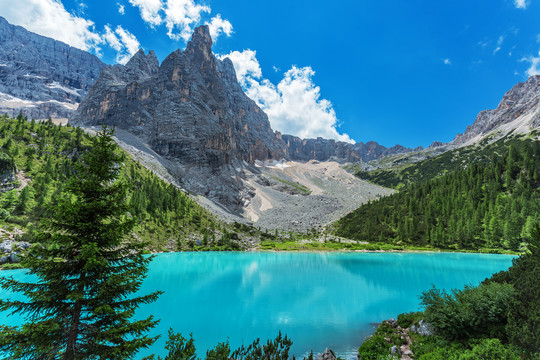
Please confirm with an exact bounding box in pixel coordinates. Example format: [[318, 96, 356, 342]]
[[205, 14, 233, 41], [493, 35, 505, 54], [118, 4, 125, 14], [129, 0, 163, 26], [219, 50, 353, 143], [129, 0, 232, 41], [104, 25, 122, 51], [114, 26, 140, 64], [164, 0, 210, 41], [443, 58, 452, 65], [0, 0, 102, 52], [522, 51, 540, 76], [220, 50, 262, 83], [514, 0, 528, 9]]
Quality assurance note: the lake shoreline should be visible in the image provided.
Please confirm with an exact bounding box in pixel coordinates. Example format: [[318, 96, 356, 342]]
[[1, 246, 518, 271]]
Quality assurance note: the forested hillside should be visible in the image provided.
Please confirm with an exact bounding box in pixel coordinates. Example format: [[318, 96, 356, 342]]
[[352, 134, 539, 189], [0, 114, 241, 252], [335, 140, 540, 251]]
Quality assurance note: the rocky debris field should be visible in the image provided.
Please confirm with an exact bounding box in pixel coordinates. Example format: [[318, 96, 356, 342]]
[[243, 160, 394, 231], [110, 127, 394, 232]]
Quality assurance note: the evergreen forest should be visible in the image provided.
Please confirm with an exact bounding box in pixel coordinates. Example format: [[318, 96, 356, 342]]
[[0, 114, 235, 253], [335, 139, 540, 251]]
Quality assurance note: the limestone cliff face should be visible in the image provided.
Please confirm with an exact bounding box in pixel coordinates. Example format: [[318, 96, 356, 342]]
[[0, 16, 105, 119], [73, 26, 289, 210], [74, 26, 286, 171], [452, 75, 540, 146]]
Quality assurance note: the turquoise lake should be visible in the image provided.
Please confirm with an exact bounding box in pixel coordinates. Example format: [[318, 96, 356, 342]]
[[0, 252, 514, 358]]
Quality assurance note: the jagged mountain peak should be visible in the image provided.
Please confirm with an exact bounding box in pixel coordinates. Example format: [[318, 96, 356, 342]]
[[188, 25, 213, 51], [452, 75, 540, 146], [125, 49, 159, 77]]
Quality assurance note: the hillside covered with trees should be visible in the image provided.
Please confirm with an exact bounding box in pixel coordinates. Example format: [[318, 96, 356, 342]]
[[0, 114, 253, 253], [335, 139, 540, 251]]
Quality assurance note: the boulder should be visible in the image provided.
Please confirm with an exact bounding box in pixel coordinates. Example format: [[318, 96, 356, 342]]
[[390, 345, 401, 357], [411, 320, 434, 336], [316, 348, 336, 360]]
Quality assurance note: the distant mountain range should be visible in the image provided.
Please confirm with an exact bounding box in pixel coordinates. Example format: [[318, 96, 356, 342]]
[[0, 16, 105, 119]]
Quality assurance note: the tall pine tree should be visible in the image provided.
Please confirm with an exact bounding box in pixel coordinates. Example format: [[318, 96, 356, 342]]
[[0, 127, 161, 359]]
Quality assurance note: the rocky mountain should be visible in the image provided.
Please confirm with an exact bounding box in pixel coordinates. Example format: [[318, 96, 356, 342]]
[[452, 75, 540, 146], [281, 134, 418, 163], [73, 26, 289, 210], [0, 16, 105, 119]]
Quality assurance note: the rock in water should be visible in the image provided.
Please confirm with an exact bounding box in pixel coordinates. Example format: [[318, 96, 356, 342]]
[[0, 16, 105, 119], [316, 348, 337, 360]]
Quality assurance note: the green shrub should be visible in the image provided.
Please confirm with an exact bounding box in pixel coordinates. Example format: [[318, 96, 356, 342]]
[[358, 334, 391, 360], [460, 339, 520, 360], [420, 282, 515, 342], [397, 312, 422, 328]]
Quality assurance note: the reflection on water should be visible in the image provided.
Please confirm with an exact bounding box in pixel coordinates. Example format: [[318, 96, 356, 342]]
[[0, 252, 514, 359]]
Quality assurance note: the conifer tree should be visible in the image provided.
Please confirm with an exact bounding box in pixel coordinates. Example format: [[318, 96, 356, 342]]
[[0, 127, 161, 359]]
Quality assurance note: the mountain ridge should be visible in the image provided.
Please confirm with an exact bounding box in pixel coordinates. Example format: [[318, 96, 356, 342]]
[[0, 16, 105, 119]]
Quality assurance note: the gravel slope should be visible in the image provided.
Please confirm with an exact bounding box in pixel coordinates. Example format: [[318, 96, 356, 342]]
[[108, 128, 394, 232], [242, 161, 394, 231]]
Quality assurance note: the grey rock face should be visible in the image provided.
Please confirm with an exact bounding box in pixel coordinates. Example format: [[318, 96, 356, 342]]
[[0, 16, 105, 119], [73, 26, 287, 210], [316, 348, 337, 360], [452, 75, 540, 145], [411, 320, 434, 336], [74, 26, 286, 166], [281, 134, 415, 163]]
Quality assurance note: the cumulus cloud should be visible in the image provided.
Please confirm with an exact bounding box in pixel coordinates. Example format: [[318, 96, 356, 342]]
[[206, 14, 233, 41], [218, 50, 353, 143], [103, 25, 140, 64], [0, 0, 102, 52], [514, 0, 528, 9], [118, 4, 125, 15], [129, 0, 232, 41], [164, 0, 209, 41], [129, 0, 163, 26], [443, 58, 452, 65], [0, 0, 141, 65], [221, 50, 262, 82], [114, 26, 141, 64]]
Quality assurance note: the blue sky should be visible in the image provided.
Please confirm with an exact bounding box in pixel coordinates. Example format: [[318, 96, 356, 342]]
[[0, 0, 539, 147]]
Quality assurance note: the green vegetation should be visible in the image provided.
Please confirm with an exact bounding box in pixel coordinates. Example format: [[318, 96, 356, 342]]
[[335, 141, 540, 251], [420, 283, 515, 341], [0, 127, 161, 359], [358, 224, 540, 359], [352, 136, 537, 189], [0, 115, 235, 252], [156, 331, 308, 360], [270, 175, 312, 195]]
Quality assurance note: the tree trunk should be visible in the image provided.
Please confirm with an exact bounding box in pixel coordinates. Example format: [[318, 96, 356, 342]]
[[64, 300, 82, 360]]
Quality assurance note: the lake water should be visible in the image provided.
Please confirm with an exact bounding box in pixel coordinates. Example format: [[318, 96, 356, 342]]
[[0, 252, 514, 358]]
